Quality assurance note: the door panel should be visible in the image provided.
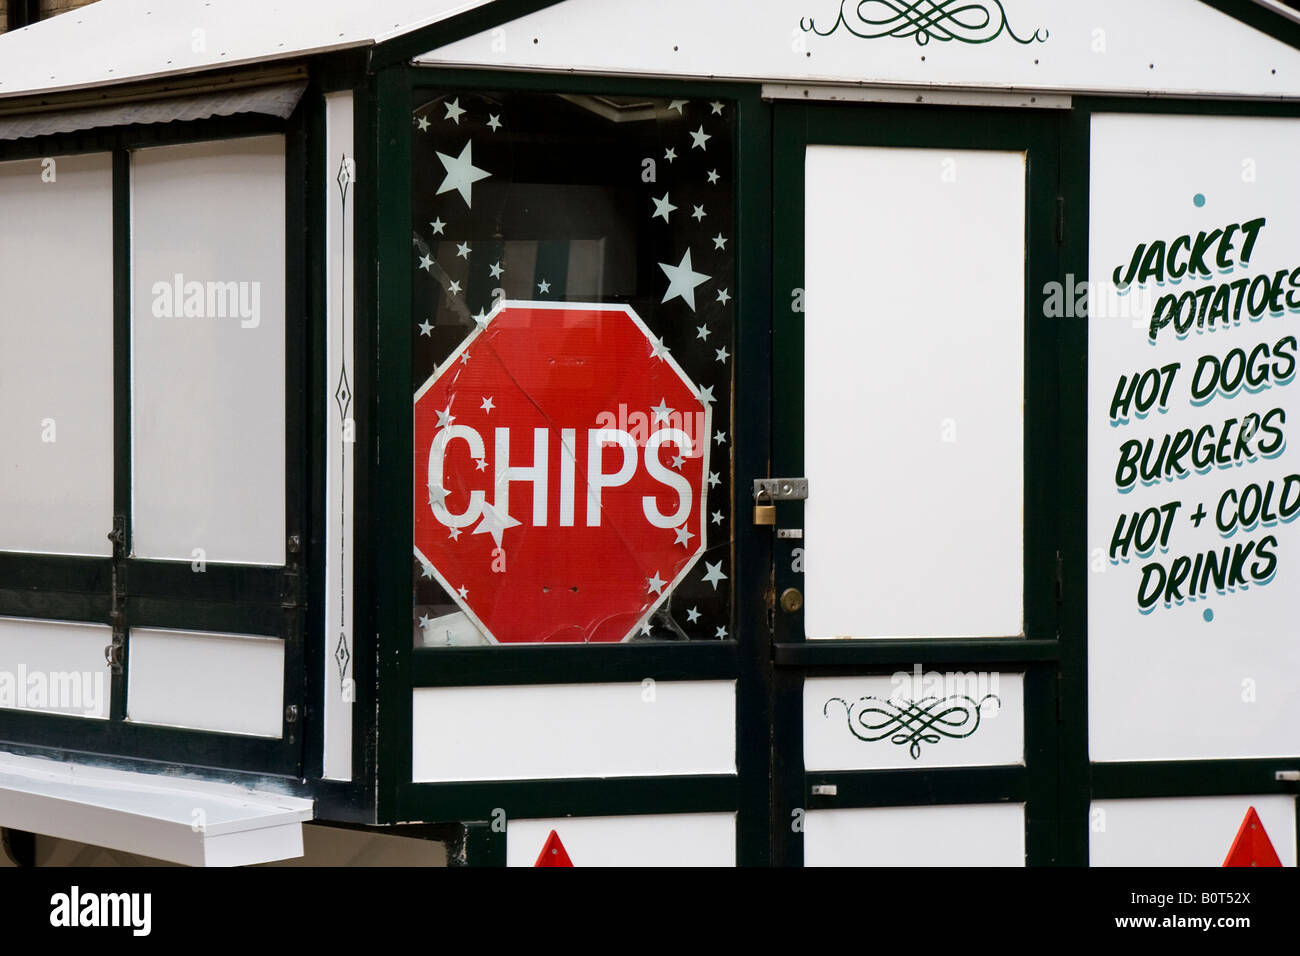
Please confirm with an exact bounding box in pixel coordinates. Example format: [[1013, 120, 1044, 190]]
[[770, 102, 1062, 866]]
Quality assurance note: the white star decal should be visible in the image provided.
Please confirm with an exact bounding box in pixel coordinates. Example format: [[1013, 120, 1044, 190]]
[[457, 585, 469, 599], [698, 384, 716, 404], [448, 527, 462, 540], [487, 114, 502, 131], [674, 525, 694, 548], [436, 405, 455, 429], [651, 193, 677, 222], [418, 253, 433, 272], [435, 140, 491, 208], [649, 336, 670, 361], [692, 205, 706, 222], [664, 147, 677, 163], [715, 626, 728, 639], [481, 396, 495, 413], [418, 320, 433, 337], [472, 502, 521, 547], [475, 458, 488, 472], [716, 288, 731, 305], [707, 169, 720, 185], [651, 398, 674, 424], [708, 471, 720, 488], [668, 99, 687, 114], [430, 218, 446, 235], [489, 261, 504, 279], [711, 101, 725, 115], [418, 614, 432, 629], [702, 560, 727, 589], [472, 308, 489, 328], [416, 116, 430, 132], [714, 430, 727, 444], [444, 98, 466, 124], [690, 125, 712, 150], [696, 324, 711, 341], [715, 346, 729, 363], [448, 279, 462, 295], [420, 562, 435, 580], [658, 248, 710, 311], [428, 483, 450, 509], [672, 454, 685, 469], [686, 607, 701, 623], [711, 510, 724, 526], [538, 279, 551, 294], [459, 352, 471, 365], [713, 233, 727, 250], [456, 241, 471, 259], [647, 571, 667, 595]]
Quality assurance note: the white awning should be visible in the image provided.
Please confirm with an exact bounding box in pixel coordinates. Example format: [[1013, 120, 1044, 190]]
[[0, 751, 313, 867], [0, 0, 494, 101]]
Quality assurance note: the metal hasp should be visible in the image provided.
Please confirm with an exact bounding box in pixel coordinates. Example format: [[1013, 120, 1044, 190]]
[[753, 478, 808, 500]]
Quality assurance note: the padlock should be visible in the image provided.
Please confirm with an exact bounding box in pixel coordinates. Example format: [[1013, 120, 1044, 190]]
[[753, 488, 776, 526]]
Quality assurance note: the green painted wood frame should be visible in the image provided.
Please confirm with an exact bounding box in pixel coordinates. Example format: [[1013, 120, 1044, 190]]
[[769, 100, 1065, 866], [371, 62, 774, 863]]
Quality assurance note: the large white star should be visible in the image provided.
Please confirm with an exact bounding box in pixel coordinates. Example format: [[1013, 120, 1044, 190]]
[[674, 525, 694, 548], [472, 501, 521, 548], [647, 572, 667, 595], [651, 398, 674, 424], [436, 405, 455, 429], [436, 140, 491, 208], [690, 125, 712, 150], [658, 248, 710, 311], [702, 560, 727, 590], [444, 98, 466, 124], [651, 193, 677, 222]]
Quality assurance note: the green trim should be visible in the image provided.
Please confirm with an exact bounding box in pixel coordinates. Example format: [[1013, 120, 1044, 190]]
[[1197, 0, 1300, 51], [368, 0, 571, 72], [411, 643, 737, 686], [396, 774, 738, 825], [1092, 759, 1300, 800], [775, 639, 1060, 668], [807, 767, 1027, 808]]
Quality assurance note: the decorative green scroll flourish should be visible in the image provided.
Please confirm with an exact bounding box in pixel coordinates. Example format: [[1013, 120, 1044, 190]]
[[801, 1, 1047, 46], [824, 694, 1002, 759]]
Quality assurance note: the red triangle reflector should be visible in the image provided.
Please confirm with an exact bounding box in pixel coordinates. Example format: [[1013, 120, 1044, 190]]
[[534, 829, 574, 867], [1223, 806, 1283, 867]]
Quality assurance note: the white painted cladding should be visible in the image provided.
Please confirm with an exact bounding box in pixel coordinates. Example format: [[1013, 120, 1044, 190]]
[[411, 681, 736, 782], [1088, 113, 1300, 762], [419, 0, 1300, 100], [0, 617, 111, 719], [804, 674, 1024, 771], [323, 91, 356, 782], [506, 813, 736, 866], [126, 628, 284, 738], [0, 154, 114, 557], [1091, 795, 1297, 866], [804, 804, 1026, 866], [803, 145, 1024, 639]]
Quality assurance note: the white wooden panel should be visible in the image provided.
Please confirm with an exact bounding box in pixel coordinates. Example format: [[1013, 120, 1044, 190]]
[[805, 804, 1025, 866], [323, 91, 356, 781], [127, 628, 284, 738], [130, 135, 286, 566], [411, 681, 735, 781], [507, 813, 735, 866], [0, 153, 114, 556], [1088, 114, 1300, 762], [0, 617, 109, 719], [804, 145, 1024, 638], [419, 0, 1300, 100], [805, 673, 1023, 771], [1091, 795, 1297, 867]]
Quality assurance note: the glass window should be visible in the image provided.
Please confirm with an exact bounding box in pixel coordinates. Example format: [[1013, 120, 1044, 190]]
[[410, 91, 736, 645]]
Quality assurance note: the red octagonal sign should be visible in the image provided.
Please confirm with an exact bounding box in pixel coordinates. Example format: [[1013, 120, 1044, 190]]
[[414, 301, 712, 643]]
